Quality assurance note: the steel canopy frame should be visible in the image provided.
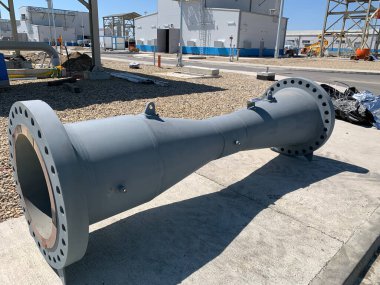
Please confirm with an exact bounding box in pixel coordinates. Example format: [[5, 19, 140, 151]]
[[319, 0, 380, 57], [0, 0, 102, 68], [78, 0, 101, 69], [0, 0, 19, 55], [102, 12, 140, 39], [0, 0, 18, 42]]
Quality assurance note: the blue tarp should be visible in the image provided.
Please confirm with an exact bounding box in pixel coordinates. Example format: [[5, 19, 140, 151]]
[[0, 53, 9, 87], [353, 91, 380, 130]]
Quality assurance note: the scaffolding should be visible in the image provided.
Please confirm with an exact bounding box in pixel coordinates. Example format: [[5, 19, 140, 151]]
[[320, 0, 380, 57], [102, 12, 141, 39]]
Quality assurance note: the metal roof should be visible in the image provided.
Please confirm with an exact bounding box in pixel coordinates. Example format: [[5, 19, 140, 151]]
[[103, 12, 141, 20]]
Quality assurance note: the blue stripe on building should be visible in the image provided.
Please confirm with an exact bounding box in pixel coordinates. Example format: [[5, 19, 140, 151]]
[[137, 45, 284, 57]]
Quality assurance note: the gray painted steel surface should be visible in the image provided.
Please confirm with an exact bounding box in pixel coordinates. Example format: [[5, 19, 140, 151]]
[[0, 41, 60, 66], [7, 78, 335, 272]]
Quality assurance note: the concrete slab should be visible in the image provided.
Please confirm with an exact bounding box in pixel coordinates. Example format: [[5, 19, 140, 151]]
[[182, 66, 220, 76], [198, 121, 380, 242], [311, 206, 380, 285], [0, 174, 342, 285], [0, 120, 379, 285], [154, 72, 220, 79]]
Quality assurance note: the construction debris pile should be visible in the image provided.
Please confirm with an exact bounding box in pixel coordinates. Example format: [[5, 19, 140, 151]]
[[321, 84, 380, 129], [61, 52, 92, 72]]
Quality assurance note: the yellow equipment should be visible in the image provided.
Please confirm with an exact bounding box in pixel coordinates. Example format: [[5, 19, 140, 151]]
[[301, 39, 329, 56]]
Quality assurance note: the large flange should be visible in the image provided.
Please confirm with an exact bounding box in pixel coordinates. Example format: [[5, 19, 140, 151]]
[[264, 77, 335, 157], [8, 100, 89, 269]]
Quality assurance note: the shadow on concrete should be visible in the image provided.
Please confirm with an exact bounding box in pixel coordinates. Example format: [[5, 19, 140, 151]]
[[65, 155, 368, 284], [0, 69, 226, 117]]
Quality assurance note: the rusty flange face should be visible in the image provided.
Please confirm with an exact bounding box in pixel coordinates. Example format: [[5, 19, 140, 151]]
[[8, 100, 89, 269]]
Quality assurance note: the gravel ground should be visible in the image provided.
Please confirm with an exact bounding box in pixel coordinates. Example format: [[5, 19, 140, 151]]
[[199, 56, 380, 71], [130, 52, 380, 71], [0, 61, 272, 222]]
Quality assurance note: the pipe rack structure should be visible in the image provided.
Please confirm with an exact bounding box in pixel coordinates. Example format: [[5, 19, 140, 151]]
[[8, 78, 335, 282], [0, 41, 61, 66]]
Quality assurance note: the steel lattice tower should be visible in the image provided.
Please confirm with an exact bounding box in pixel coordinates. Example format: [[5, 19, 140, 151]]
[[320, 0, 380, 57]]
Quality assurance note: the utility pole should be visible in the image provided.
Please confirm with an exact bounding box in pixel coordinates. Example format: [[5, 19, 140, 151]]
[[177, 0, 184, 67], [82, 13, 85, 44], [47, 1, 52, 45], [274, 0, 285, 58]]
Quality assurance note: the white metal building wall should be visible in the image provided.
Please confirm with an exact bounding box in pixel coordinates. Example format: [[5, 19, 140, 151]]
[[136, 1, 240, 48], [135, 0, 286, 56], [135, 13, 158, 46], [250, 0, 280, 15], [157, 0, 180, 28], [36, 26, 76, 43], [135, 9, 240, 50], [205, 0, 280, 14], [182, 5, 240, 48], [239, 12, 287, 49], [205, 0, 251, 12]]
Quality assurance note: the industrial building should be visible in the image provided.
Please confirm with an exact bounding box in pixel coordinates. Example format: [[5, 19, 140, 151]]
[[17, 6, 90, 44], [0, 6, 90, 44], [0, 18, 15, 40], [134, 0, 288, 57], [286, 29, 379, 56]]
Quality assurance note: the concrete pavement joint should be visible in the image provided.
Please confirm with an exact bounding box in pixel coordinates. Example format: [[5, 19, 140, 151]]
[[196, 166, 380, 285], [194, 171, 228, 188], [195, 170, 345, 244], [310, 204, 380, 285]]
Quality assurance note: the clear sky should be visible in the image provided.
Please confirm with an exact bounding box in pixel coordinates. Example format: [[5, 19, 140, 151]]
[[0, 0, 327, 31]]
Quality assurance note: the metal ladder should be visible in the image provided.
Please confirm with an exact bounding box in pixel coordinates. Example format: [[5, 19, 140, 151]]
[[199, 0, 207, 55]]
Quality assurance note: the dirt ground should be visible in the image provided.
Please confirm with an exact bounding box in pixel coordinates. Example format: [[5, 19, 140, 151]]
[[0, 61, 273, 222]]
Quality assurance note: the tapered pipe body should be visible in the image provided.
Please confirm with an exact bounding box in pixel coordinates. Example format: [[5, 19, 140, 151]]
[[8, 78, 334, 270], [65, 87, 324, 224]]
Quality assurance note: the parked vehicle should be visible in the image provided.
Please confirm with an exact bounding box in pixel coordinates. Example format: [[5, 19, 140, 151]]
[[284, 42, 299, 57]]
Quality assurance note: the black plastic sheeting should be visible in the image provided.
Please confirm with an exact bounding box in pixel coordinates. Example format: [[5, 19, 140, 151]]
[[321, 84, 375, 127]]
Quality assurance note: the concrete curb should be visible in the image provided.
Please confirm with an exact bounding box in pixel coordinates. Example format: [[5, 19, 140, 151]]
[[102, 53, 380, 75], [190, 60, 380, 75], [101, 57, 353, 93], [310, 206, 380, 285]]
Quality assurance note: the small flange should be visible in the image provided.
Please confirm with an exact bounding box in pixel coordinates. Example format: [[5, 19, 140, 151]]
[[264, 77, 335, 158]]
